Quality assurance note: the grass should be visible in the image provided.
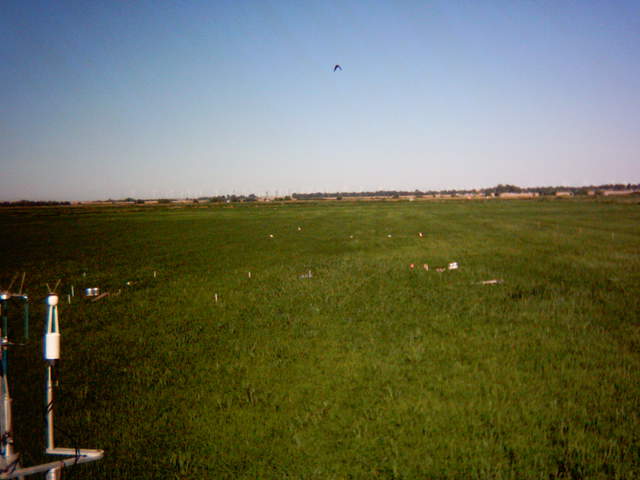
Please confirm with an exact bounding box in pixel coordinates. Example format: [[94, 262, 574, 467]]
[[1, 198, 639, 478]]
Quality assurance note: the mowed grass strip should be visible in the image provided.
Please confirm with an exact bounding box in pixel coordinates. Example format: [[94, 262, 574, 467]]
[[2, 198, 639, 479]]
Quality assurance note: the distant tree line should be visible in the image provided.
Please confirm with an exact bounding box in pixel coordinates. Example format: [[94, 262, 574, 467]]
[[0, 200, 71, 207], [483, 183, 639, 196], [197, 194, 259, 203], [5, 184, 639, 206], [292, 183, 640, 200], [117, 194, 260, 204]]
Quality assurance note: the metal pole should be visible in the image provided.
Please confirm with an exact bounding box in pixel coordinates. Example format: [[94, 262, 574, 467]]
[[1, 299, 7, 340], [0, 372, 14, 467], [45, 467, 61, 480], [0, 341, 19, 475], [22, 300, 28, 341], [44, 296, 59, 452], [1, 297, 11, 469], [1, 299, 8, 377], [1, 450, 102, 479], [44, 295, 59, 480], [45, 365, 55, 451]]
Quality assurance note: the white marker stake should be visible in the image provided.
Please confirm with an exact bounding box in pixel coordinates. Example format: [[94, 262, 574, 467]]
[[67, 294, 71, 304], [71, 285, 74, 297], [214, 293, 218, 303], [248, 272, 252, 279], [154, 271, 157, 278]]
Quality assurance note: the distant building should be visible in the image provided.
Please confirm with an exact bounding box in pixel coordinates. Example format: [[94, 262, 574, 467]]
[[498, 192, 539, 199], [555, 191, 573, 197], [602, 190, 638, 196]]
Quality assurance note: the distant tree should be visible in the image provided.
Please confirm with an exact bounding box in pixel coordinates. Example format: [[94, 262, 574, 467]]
[[494, 184, 522, 194]]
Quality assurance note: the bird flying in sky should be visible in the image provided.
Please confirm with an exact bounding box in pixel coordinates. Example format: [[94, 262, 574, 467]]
[[333, 64, 342, 72]]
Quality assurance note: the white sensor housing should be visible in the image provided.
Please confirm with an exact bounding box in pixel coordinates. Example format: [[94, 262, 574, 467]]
[[44, 332, 61, 360]]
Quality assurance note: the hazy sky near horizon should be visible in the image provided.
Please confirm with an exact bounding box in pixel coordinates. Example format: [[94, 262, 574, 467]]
[[1, 0, 639, 201]]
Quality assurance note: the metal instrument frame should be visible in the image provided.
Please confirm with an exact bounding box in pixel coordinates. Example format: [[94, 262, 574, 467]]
[[0, 292, 103, 479]]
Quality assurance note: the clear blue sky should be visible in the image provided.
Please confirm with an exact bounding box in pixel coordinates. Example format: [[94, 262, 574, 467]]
[[1, 0, 638, 200]]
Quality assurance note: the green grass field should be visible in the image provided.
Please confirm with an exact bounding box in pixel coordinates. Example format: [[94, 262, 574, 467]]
[[2, 198, 639, 479]]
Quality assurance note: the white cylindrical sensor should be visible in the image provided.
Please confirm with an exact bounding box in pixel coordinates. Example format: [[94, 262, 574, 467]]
[[46, 294, 59, 306], [45, 332, 61, 360]]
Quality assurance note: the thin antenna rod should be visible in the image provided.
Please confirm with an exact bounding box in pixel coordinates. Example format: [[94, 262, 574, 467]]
[[18, 272, 25, 295], [7, 274, 17, 293]]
